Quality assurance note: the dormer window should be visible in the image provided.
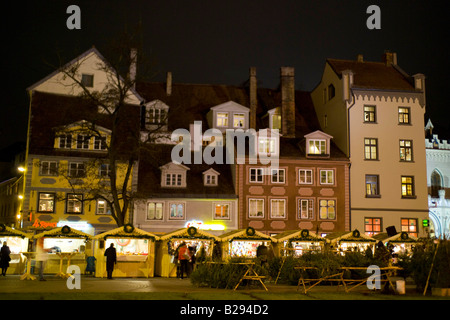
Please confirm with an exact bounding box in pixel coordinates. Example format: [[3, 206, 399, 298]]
[[217, 112, 229, 127], [143, 100, 169, 131], [54, 120, 110, 152], [233, 113, 245, 128], [59, 134, 72, 149], [304, 130, 333, 158], [267, 107, 281, 131], [203, 168, 220, 186], [160, 162, 189, 188], [258, 137, 276, 154]]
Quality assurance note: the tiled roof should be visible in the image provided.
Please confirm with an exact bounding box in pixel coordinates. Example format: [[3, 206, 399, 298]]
[[326, 59, 415, 91]]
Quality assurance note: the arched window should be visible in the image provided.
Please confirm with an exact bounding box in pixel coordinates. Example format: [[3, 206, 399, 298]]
[[430, 170, 442, 198]]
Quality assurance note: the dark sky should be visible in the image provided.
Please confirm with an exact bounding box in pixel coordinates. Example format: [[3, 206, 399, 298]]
[[2, 0, 448, 150]]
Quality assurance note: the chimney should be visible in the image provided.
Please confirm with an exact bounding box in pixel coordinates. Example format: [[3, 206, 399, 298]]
[[342, 69, 354, 102], [280, 67, 295, 138], [357, 54, 364, 62], [166, 72, 172, 96], [382, 52, 397, 66], [249, 67, 257, 129], [129, 48, 137, 89]]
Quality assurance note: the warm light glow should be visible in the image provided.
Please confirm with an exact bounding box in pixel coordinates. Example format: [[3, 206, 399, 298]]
[[16, 214, 21, 219], [185, 220, 226, 231], [18, 166, 25, 172], [18, 195, 24, 200]]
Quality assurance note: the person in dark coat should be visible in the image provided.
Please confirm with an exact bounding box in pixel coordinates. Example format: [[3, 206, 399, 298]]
[[104, 243, 117, 279], [0, 242, 11, 276]]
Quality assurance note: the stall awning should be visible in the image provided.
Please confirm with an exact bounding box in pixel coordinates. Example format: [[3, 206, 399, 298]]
[[93, 225, 160, 241], [376, 232, 419, 243], [0, 224, 31, 239], [159, 227, 219, 241], [325, 229, 376, 244], [273, 229, 328, 243], [33, 225, 93, 240], [219, 227, 276, 242]]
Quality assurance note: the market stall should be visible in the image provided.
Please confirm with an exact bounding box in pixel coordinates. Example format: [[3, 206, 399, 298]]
[[0, 224, 30, 274], [273, 229, 328, 257], [325, 229, 376, 254], [373, 231, 419, 256], [219, 227, 276, 259], [156, 227, 219, 277], [32, 225, 93, 276], [93, 224, 159, 278]]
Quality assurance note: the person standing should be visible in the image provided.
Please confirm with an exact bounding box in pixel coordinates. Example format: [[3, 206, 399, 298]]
[[35, 238, 48, 281], [177, 242, 190, 279], [0, 241, 11, 276], [104, 243, 117, 279]]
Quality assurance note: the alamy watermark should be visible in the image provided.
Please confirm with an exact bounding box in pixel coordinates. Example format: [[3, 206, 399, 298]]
[[366, 265, 381, 290], [66, 265, 81, 290]]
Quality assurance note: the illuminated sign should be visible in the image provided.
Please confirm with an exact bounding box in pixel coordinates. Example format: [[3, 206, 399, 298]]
[[32, 219, 57, 229], [185, 220, 225, 231]]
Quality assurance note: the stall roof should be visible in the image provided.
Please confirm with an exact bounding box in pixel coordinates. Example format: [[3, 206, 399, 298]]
[[273, 229, 328, 243], [159, 227, 219, 241], [325, 230, 376, 243], [373, 232, 419, 243], [33, 226, 93, 240], [93, 226, 160, 240], [219, 228, 276, 242], [0, 225, 31, 239]]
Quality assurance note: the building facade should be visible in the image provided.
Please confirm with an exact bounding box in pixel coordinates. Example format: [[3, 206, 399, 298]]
[[311, 53, 429, 237], [425, 120, 450, 238]]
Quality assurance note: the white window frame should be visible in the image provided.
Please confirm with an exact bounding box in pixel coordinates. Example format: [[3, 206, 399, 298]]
[[216, 112, 229, 127], [308, 139, 326, 155], [248, 198, 264, 218], [214, 203, 230, 220], [165, 173, 183, 187], [40, 161, 58, 176], [298, 198, 314, 219], [270, 199, 286, 219], [249, 168, 264, 183], [299, 169, 313, 184], [233, 113, 245, 128], [319, 199, 336, 220], [205, 174, 218, 186], [147, 202, 164, 220], [59, 134, 72, 149], [69, 162, 85, 177], [66, 193, 83, 214], [93, 136, 107, 150], [271, 168, 285, 184], [76, 134, 90, 150], [320, 169, 334, 185], [97, 199, 111, 215], [169, 202, 185, 220]]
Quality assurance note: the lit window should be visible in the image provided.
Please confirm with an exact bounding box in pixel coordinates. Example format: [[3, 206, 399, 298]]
[[97, 200, 111, 215], [298, 199, 314, 219], [365, 175, 380, 197], [214, 204, 230, 219], [249, 199, 264, 218], [270, 199, 286, 218], [364, 138, 378, 160], [364, 105, 376, 123], [401, 176, 415, 197], [66, 194, 83, 213], [308, 139, 326, 155], [38, 193, 55, 213], [169, 203, 184, 219], [401, 218, 418, 238], [319, 199, 336, 220], [233, 113, 245, 128], [272, 114, 281, 130], [217, 112, 228, 127], [365, 218, 382, 236], [399, 140, 413, 162], [259, 138, 276, 154], [147, 202, 163, 220], [398, 107, 410, 124]]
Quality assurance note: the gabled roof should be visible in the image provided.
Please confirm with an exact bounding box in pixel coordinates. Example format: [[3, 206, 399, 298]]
[[210, 100, 249, 112], [273, 229, 328, 243], [325, 230, 376, 243], [0, 225, 31, 239], [93, 226, 159, 240], [159, 227, 219, 241], [33, 226, 92, 240], [53, 119, 112, 135], [326, 58, 415, 91], [219, 228, 276, 242]]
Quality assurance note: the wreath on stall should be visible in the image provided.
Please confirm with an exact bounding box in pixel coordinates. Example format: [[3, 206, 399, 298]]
[[123, 224, 135, 234], [300, 229, 309, 238], [187, 226, 197, 237], [61, 225, 71, 234], [246, 226, 256, 237], [400, 232, 409, 240], [352, 229, 361, 238]]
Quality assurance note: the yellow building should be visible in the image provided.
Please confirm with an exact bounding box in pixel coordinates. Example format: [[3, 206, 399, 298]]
[[21, 48, 143, 235]]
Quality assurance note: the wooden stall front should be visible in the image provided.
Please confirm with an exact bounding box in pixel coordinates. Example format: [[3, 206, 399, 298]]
[[0, 224, 30, 274], [373, 231, 419, 256], [219, 227, 276, 259], [325, 229, 376, 254], [93, 225, 159, 278], [156, 227, 219, 277], [32, 225, 92, 276], [273, 229, 328, 257]]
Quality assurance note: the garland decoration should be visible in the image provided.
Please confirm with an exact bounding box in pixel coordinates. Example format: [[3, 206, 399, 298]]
[[123, 224, 135, 234], [352, 229, 361, 238], [187, 226, 197, 237], [61, 225, 71, 234], [245, 226, 256, 237], [400, 231, 409, 240], [300, 229, 309, 238]]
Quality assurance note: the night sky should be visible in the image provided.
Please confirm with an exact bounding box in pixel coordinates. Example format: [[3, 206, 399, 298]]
[[2, 0, 448, 151]]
